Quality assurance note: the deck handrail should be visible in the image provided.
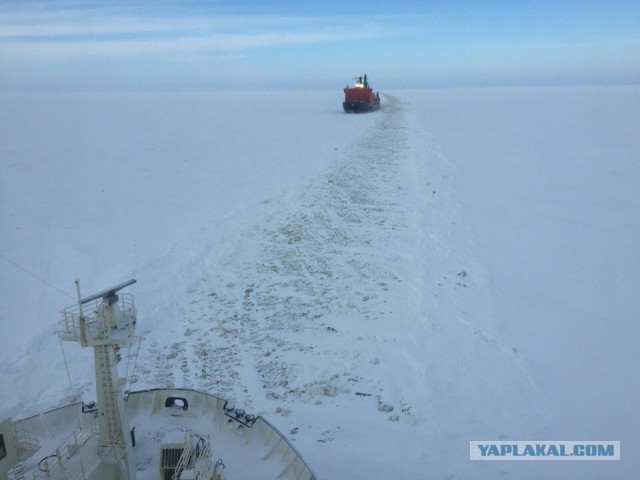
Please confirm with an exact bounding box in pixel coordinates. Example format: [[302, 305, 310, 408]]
[[59, 293, 136, 344]]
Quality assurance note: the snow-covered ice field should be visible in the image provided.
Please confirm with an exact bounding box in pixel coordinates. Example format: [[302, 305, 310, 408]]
[[1, 86, 638, 479]]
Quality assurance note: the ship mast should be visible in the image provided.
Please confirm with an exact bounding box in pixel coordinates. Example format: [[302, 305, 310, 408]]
[[60, 279, 138, 480]]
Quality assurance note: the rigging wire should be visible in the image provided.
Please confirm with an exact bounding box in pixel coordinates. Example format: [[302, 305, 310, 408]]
[[1, 253, 83, 406], [128, 336, 143, 392], [57, 332, 78, 401], [1, 253, 80, 399], [0, 253, 75, 300], [123, 335, 138, 389], [121, 336, 143, 423]]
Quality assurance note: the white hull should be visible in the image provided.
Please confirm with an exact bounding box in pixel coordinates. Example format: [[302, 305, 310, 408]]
[[5, 388, 315, 480]]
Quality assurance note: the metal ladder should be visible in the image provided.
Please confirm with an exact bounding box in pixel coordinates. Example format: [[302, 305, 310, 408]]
[[96, 345, 123, 447]]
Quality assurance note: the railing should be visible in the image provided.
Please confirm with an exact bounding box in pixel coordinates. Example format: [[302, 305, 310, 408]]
[[6, 463, 24, 480], [13, 422, 40, 461], [59, 293, 136, 345], [170, 434, 218, 480], [28, 414, 100, 480], [193, 436, 219, 480], [171, 434, 193, 480]]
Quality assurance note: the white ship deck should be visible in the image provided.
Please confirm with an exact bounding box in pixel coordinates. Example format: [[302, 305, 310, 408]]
[[9, 388, 315, 480]]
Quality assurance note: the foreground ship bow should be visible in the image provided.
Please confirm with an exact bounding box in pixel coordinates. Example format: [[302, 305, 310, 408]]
[[343, 74, 380, 113], [0, 279, 316, 480]]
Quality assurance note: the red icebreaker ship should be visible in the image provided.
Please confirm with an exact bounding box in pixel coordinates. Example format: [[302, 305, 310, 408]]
[[343, 74, 380, 113]]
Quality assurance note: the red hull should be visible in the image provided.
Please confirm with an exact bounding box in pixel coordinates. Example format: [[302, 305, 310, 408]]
[[343, 87, 378, 104], [343, 75, 380, 113]]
